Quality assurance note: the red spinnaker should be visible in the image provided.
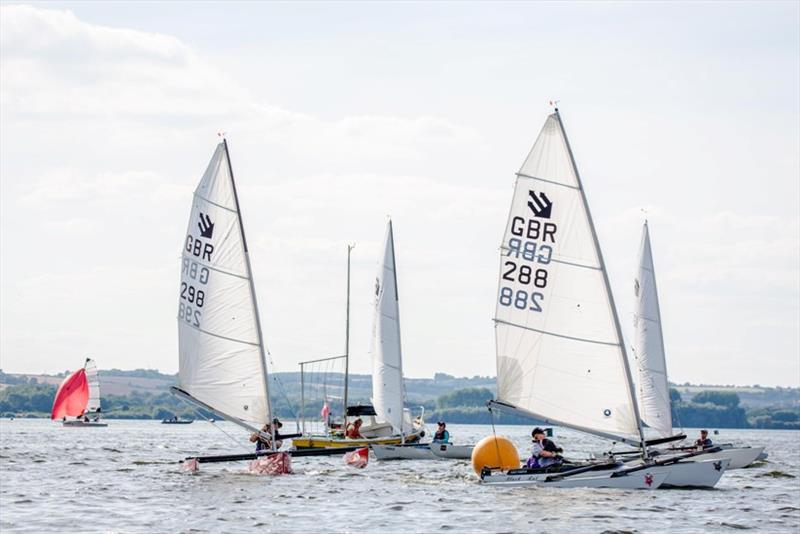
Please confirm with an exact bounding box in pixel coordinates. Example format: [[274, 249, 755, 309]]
[[50, 369, 89, 420]]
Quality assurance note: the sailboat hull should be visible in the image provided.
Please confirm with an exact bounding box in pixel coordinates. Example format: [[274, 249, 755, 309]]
[[624, 457, 730, 488], [665, 446, 764, 470], [373, 442, 474, 460], [430, 443, 474, 459], [372, 443, 436, 460], [292, 430, 424, 450], [62, 421, 108, 427], [482, 466, 670, 489]]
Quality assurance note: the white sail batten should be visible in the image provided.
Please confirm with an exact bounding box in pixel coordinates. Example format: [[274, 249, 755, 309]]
[[177, 142, 271, 427], [494, 112, 642, 441], [370, 221, 408, 435], [84, 358, 101, 414], [633, 221, 673, 438]]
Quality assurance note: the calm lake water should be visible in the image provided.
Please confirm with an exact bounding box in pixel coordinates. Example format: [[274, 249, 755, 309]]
[[1, 420, 798, 533]]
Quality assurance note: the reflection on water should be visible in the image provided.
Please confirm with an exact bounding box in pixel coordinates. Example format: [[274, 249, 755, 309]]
[[1, 420, 798, 533]]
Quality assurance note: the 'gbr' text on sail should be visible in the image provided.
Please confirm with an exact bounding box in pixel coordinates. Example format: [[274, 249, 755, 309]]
[[179, 212, 214, 328], [499, 190, 557, 313]]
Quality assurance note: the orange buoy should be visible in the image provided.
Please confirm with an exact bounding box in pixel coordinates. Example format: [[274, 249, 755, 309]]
[[471, 435, 520, 475]]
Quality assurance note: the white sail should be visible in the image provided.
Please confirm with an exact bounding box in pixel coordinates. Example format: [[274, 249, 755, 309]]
[[494, 111, 642, 442], [84, 358, 101, 414], [370, 220, 408, 435], [177, 142, 270, 427], [633, 221, 673, 438]]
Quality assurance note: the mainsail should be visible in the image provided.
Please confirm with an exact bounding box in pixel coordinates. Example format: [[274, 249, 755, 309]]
[[492, 110, 644, 445], [84, 358, 101, 415], [51, 368, 89, 420], [175, 141, 271, 429], [370, 220, 408, 435], [633, 221, 673, 438]]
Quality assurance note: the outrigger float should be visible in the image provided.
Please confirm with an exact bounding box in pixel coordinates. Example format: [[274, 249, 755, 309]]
[[476, 108, 730, 489]]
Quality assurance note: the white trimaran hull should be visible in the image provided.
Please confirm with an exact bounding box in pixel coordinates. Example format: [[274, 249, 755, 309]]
[[483, 458, 728, 489], [624, 457, 730, 488], [482, 466, 670, 489], [665, 446, 765, 470]]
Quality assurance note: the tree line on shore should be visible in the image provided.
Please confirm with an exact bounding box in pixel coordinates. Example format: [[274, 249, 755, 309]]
[[1, 380, 797, 430]]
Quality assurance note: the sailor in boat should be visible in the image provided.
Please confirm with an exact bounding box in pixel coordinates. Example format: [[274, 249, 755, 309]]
[[250, 419, 284, 452], [526, 427, 563, 469], [345, 418, 364, 439], [695, 429, 713, 448], [433, 421, 450, 443]]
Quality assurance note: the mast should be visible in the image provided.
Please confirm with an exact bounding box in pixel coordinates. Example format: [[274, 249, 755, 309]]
[[343, 244, 354, 429], [222, 138, 274, 448], [553, 108, 648, 456]]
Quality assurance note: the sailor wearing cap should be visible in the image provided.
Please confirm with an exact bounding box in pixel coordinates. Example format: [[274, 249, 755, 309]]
[[249, 418, 284, 452], [433, 421, 450, 443], [528, 427, 563, 468]]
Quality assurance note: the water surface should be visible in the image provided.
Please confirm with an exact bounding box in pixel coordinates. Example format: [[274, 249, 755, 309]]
[[1, 420, 798, 533]]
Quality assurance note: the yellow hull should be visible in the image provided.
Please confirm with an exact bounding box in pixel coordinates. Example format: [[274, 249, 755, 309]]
[[292, 432, 422, 450]]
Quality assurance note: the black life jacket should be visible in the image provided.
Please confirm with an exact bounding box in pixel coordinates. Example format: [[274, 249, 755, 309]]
[[541, 438, 560, 453]]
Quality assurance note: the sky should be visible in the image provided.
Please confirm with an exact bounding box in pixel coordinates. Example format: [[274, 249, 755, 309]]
[[0, 2, 798, 386]]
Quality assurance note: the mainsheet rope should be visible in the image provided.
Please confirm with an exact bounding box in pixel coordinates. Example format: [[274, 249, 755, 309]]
[[175, 394, 251, 453]]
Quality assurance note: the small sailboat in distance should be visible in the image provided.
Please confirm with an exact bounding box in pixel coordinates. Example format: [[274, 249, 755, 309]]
[[170, 139, 289, 472], [479, 108, 728, 489], [52, 358, 107, 427], [631, 220, 765, 469], [293, 220, 425, 449]]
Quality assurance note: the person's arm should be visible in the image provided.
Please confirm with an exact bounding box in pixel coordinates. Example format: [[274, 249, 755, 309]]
[[444, 430, 450, 442]]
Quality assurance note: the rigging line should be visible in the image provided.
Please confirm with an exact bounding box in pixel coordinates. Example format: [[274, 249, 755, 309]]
[[259, 340, 300, 426], [175, 394, 250, 452], [488, 406, 503, 468]]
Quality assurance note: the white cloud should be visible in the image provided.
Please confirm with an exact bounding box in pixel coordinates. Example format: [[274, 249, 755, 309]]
[[0, 4, 797, 388]]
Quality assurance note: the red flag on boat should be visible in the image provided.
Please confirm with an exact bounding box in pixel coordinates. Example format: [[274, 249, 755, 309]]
[[51, 369, 89, 420], [321, 402, 330, 420]]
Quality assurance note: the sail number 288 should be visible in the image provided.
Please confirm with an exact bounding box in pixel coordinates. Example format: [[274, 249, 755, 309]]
[[502, 261, 548, 288]]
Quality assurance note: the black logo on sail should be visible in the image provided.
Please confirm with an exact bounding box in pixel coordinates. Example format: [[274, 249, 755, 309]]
[[198, 213, 215, 239], [527, 191, 553, 219]]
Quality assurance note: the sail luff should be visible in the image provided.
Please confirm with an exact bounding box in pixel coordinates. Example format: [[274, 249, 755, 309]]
[[634, 220, 673, 437], [553, 108, 647, 450], [84, 358, 101, 414], [222, 139, 273, 431], [370, 220, 407, 435], [388, 221, 406, 432]]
